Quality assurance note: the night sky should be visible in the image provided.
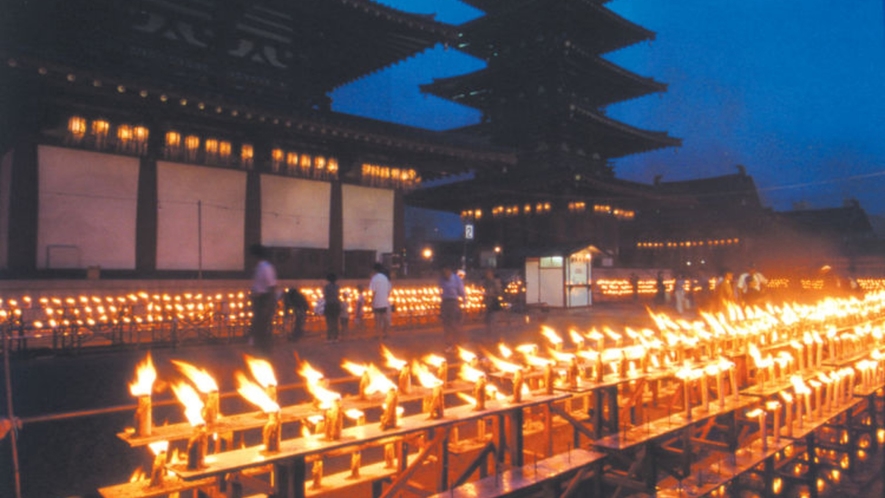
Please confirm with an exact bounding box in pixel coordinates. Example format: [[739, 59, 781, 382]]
[[331, 0, 885, 219]]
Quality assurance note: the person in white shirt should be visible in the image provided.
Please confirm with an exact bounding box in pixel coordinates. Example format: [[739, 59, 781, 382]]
[[737, 267, 767, 304], [368, 263, 392, 339], [249, 244, 277, 355]]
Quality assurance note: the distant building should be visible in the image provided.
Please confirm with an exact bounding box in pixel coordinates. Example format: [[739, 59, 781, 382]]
[[0, 0, 515, 279], [409, 0, 680, 267]]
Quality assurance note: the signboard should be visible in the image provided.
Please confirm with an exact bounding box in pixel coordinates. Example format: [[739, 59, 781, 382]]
[[464, 223, 474, 240]]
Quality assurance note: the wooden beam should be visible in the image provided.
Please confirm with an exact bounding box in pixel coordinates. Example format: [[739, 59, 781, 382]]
[[380, 427, 449, 498]]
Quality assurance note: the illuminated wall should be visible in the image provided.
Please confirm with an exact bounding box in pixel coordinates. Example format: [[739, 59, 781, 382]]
[[37, 145, 139, 269], [156, 161, 246, 270], [342, 184, 393, 254], [261, 175, 330, 248]]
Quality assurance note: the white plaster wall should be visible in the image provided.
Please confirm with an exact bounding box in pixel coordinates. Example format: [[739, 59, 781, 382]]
[[156, 162, 246, 270], [37, 146, 139, 269], [342, 185, 393, 253], [261, 175, 330, 248], [0, 150, 12, 270]]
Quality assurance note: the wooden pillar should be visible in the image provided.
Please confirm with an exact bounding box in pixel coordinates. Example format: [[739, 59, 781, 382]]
[[135, 156, 157, 274], [7, 140, 38, 275], [329, 180, 343, 276]]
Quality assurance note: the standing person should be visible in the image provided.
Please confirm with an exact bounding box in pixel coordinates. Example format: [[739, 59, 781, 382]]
[[368, 263, 392, 339], [715, 270, 736, 312], [323, 273, 342, 342], [482, 269, 503, 334], [629, 273, 640, 301], [249, 244, 278, 355], [284, 287, 309, 341], [674, 274, 687, 314], [439, 265, 467, 352], [654, 271, 666, 309], [738, 267, 768, 305]]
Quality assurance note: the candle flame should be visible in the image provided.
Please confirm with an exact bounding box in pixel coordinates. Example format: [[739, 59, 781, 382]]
[[540, 326, 563, 346], [171, 382, 204, 426], [171, 360, 219, 393], [381, 345, 407, 370], [244, 355, 277, 388], [412, 360, 443, 388], [129, 354, 156, 397], [235, 371, 280, 413]]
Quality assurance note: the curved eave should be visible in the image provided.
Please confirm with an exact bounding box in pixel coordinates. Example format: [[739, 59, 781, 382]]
[[459, 0, 613, 16], [421, 55, 666, 111], [456, 1, 653, 59], [2, 55, 516, 171], [570, 106, 681, 158]]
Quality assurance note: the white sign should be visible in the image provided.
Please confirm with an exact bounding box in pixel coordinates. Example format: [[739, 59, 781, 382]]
[[464, 223, 474, 240]]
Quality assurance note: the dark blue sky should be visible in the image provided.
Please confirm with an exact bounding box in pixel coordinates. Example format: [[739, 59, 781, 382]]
[[331, 0, 885, 217]]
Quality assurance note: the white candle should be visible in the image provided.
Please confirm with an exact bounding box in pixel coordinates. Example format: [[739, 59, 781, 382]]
[[717, 369, 725, 408], [768, 401, 781, 445]]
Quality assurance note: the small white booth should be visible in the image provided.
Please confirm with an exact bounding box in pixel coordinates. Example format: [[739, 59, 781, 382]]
[[524, 245, 596, 308]]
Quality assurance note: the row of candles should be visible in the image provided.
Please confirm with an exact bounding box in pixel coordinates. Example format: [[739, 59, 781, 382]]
[[746, 354, 885, 453], [5, 282, 885, 335], [0, 284, 490, 332], [117, 291, 885, 489]]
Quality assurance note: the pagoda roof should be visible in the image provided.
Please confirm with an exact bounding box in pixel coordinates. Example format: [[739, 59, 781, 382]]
[[454, 0, 654, 59], [420, 49, 665, 109], [404, 166, 672, 214], [460, 0, 613, 14], [2, 0, 456, 108], [558, 106, 681, 158]]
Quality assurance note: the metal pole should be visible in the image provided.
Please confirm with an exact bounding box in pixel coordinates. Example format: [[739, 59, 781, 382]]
[[197, 200, 203, 280], [3, 327, 23, 498]]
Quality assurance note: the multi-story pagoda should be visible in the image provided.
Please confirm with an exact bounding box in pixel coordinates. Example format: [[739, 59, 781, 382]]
[[410, 0, 680, 267], [0, 0, 515, 279]]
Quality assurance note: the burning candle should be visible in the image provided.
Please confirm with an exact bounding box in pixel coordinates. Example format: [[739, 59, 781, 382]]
[[324, 398, 344, 441], [684, 377, 693, 420], [426, 383, 445, 420], [512, 368, 525, 403], [129, 354, 156, 438], [187, 424, 208, 470], [171, 383, 208, 470], [731, 365, 740, 402], [380, 388, 399, 430], [474, 374, 488, 411], [767, 401, 781, 445], [544, 363, 554, 395], [809, 380, 822, 420], [263, 410, 281, 452], [716, 366, 725, 408], [748, 408, 767, 451], [148, 441, 168, 487], [780, 392, 794, 438]]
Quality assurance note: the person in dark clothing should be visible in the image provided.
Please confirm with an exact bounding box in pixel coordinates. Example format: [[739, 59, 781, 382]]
[[284, 287, 309, 341], [654, 271, 666, 308], [323, 273, 342, 342]]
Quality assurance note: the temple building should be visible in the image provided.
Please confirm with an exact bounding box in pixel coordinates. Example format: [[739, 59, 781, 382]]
[[0, 0, 515, 279], [408, 0, 680, 267]]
